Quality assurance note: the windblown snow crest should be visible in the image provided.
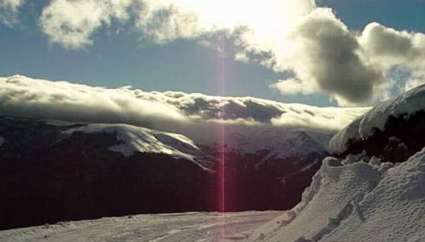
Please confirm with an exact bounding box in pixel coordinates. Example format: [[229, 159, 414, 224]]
[[330, 83, 425, 157]]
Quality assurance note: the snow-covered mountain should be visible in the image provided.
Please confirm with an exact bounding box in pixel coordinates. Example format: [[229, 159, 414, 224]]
[[0, 75, 367, 230], [0, 115, 328, 230], [63, 123, 211, 169]]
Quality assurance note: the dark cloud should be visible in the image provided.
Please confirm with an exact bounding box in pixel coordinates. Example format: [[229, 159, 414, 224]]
[[279, 10, 385, 105]]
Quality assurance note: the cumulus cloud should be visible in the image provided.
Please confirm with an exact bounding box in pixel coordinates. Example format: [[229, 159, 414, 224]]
[[274, 17, 425, 105], [134, 4, 200, 44], [360, 22, 425, 67], [0, 75, 366, 144], [273, 9, 386, 105], [39, 0, 133, 49], [0, 0, 25, 26], [359, 22, 425, 94], [35, 0, 425, 106]]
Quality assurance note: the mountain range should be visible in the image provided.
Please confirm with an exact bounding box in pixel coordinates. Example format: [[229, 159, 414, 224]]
[[0, 75, 366, 230]]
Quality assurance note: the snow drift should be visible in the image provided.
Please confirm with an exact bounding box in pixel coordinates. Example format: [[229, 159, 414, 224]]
[[251, 149, 425, 242], [251, 83, 425, 242]]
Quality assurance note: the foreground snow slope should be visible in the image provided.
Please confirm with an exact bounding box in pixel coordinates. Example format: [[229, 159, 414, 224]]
[[321, 150, 425, 242], [250, 149, 425, 242], [0, 211, 279, 242]]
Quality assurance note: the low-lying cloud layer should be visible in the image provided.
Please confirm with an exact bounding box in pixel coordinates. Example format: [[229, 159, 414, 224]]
[[0, 75, 366, 143], [3, 0, 425, 106]]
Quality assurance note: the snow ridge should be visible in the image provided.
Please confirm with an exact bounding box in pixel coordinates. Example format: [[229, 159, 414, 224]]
[[330, 84, 425, 154], [63, 124, 207, 166]]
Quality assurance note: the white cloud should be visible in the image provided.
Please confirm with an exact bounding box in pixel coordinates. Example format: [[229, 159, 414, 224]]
[[39, 0, 133, 49], [134, 4, 200, 43], [0, 75, 186, 128], [359, 22, 425, 94], [271, 78, 317, 96], [359, 22, 425, 68], [0, 0, 25, 26]]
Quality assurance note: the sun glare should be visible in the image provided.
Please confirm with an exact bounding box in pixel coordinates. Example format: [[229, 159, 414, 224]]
[[150, 0, 314, 51]]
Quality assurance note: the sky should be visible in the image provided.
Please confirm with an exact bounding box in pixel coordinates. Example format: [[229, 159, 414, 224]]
[[0, 0, 424, 107]]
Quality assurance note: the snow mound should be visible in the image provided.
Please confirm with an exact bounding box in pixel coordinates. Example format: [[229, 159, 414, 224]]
[[251, 148, 425, 242], [330, 84, 425, 154], [321, 149, 425, 242], [63, 124, 204, 162]]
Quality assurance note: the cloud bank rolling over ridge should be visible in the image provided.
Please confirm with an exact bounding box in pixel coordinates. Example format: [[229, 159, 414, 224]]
[[0, 75, 367, 145]]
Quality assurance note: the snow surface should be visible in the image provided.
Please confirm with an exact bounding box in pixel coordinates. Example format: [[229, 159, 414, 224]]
[[250, 149, 425, 242], [63, 124, 207, 165], [0, 211, 279, 242], [330, 84, 425, 154]]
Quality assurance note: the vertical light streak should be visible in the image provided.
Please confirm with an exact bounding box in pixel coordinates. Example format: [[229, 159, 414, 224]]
[[219, 44, 226, 213], [215, 36, 226, 241]]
